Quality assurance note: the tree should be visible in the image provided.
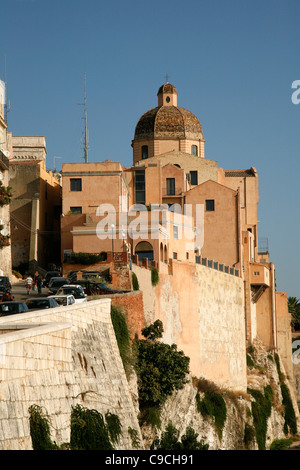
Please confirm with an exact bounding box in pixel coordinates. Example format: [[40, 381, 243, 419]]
[[133, 321, 190, 426], [288, 297, 300, 330]]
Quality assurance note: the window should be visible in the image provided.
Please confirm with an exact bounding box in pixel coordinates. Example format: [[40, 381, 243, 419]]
[[173, 252, 178, 260], [190, 171, 198, 185], [142, 145, 148, 160], [70, 178, 82, 191], [166, 178, 175, 196], [135, 170, 145, 204], [191, 145, 198, 156], [173, 225, 178, 239], [70, 207, 82, 214], [205, 200, 215, 211], [186, 252, 189, 260]]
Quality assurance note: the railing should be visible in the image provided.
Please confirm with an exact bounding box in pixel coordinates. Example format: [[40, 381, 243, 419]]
[[195, 256, 240, 277]]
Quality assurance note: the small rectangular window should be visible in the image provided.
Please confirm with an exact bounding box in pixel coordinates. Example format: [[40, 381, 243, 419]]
[[191, 145, 198, 156], [166, 178, 175, 196], [70, 178, 82, 191], [142, 145, 148, 160], [190, 171, 198, 185], [173, 252, 178, 260], [70, 207, 82, 214], [205, 200, 215, 211]]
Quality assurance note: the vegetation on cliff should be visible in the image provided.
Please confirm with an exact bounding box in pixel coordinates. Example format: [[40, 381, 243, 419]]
[[133, 320, 190, 428], [29, 404, 122, 450]]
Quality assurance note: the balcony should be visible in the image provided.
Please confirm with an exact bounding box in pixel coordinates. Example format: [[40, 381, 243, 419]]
[[250, 262, 270, 287]]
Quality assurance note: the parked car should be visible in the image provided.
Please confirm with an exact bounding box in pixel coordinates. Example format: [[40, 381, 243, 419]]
[[48, 277, 69, 294], [0, 276, 12, 294], [56, 285, 87, 304], [44, 271, 60, 287], [26, 297, 59, 311], [73, 280, 124, 296], [48, 294, 76, 306], [67, 270, 105, 283], [0, 301, 29, 316]]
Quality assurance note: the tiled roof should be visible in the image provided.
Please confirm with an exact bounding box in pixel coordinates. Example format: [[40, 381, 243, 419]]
[[225, 169, 255, 177], [134, 106, 203, 140]]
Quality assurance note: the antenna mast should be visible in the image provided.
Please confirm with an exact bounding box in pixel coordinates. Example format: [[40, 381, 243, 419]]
[[83, 72, 88, 163]]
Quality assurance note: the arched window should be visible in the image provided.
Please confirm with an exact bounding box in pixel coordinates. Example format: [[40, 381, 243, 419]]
[[142, 145, 148, 160], [135, 241, 154, 261], [191, 145, 198, 156]]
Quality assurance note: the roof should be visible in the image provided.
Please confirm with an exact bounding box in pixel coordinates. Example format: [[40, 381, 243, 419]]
[[224, 169, 256, 177], [134, 105, 203, 140]]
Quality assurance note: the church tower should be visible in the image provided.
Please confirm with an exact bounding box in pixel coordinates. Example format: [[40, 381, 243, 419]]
[[132, 82, 205, 164]]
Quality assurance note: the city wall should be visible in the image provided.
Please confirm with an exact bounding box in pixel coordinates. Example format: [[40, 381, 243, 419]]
[[0, 299, 142, 450], [133, 259, 247, 392]]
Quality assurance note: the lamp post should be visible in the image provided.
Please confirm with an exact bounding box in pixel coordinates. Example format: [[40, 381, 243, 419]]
[[111, 224, 115, 257], [122, 231, 126, 252]]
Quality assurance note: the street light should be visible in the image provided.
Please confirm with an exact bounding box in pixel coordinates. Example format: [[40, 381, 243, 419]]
[[122, 231, 126, 252], [111, 224, 115, 257]]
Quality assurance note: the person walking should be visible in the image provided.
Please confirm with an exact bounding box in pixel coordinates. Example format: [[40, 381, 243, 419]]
[[36, 274, 43, 294], [26, 275, 33, 295]]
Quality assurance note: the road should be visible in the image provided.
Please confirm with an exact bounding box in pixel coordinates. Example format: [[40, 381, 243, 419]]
[[10, 280, 49, 302]]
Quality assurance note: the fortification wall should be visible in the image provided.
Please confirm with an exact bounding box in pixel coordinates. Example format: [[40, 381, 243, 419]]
[[133, 260, 246, 392], [0, 299, 142, 450]]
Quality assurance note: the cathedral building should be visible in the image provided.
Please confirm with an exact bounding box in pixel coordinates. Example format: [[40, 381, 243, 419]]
[[61, 82, 291, 375]]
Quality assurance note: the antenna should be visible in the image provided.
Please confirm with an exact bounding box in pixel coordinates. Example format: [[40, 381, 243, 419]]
[[4, 56, 11, 123], [83, 72, 88, 163], [77, 73, 89, 163]]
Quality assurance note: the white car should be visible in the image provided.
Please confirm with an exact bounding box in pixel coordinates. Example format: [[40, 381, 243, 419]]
[[56, 285, 87, 304], [48, 294, 76, 306]]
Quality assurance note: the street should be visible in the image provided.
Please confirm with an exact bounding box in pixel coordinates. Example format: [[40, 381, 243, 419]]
[[10, 280, 50, 303]]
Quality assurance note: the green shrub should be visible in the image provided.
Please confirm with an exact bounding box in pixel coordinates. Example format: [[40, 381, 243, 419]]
[[29, 405, 57, 450], [246, 354, 255, 367], [128, 427, 141, 449], [66, 252, 107, 265], [70, 405, 115, 450], [247, 385, 273, 450], [196, 390, 227, 440], [132, 272, 139, 290], [134, 321, 190, 427], [110, 306, 133, 376], [151, 422, 209, 450], [151, 267, 159, 286], [281, 383, 297, 435], [29, 404, 121, 450], [270, 438, 293, 450], [244, 423, 255, 449]]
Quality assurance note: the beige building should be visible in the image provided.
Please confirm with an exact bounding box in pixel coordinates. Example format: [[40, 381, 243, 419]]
[[0, 79, 12, 277], [9, 136, 62, 273], [60, 81, 291, 373]]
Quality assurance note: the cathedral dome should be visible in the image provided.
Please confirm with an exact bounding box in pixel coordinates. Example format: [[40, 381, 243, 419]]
[[134, 83, 204, 141], [134, 105, 204, 140]]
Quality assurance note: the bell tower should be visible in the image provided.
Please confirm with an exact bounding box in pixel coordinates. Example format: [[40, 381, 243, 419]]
[[157, 82, 178, 107]]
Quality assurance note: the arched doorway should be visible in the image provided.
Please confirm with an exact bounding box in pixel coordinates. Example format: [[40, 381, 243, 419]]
[[135, 241, 154, 262]]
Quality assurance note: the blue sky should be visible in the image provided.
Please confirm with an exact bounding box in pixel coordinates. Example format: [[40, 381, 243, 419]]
[[1, 0, 299, 296]]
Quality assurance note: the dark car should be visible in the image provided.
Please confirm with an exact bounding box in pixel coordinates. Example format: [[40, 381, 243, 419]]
[[0, 301, 29, 316], [48, 277, 69, 294], [44, 271, 60, 287], [26, 297, 59, 311], [73, 280, 124, 296], [0, 276, 12, 294]]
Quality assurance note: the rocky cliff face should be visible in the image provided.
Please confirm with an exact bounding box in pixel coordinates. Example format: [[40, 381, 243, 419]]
[[138, 339, 299, 450]]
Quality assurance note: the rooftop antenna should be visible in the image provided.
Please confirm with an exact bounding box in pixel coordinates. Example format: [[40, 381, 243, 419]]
[[77, 72, 89, 162], [4, 56, 11, 123]]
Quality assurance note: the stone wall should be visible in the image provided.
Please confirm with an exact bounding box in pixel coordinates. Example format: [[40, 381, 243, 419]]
[[0, 299, 143, 450], [133, 259, 246, 392], [100, 291, 145, 339]]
